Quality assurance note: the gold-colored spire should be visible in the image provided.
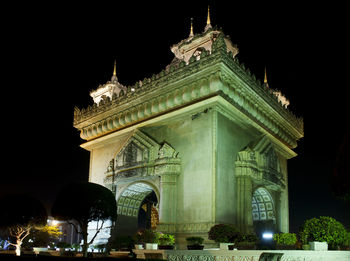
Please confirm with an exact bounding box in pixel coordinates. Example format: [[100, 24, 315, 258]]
[[113, 60, 117, 76], [264, 67, 269, 88], [111, 60, 118, 82], [207, 5, 211, 25], [189, 18, 194, 37]]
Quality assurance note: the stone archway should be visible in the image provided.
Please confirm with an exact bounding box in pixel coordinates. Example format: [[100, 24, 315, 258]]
[[235, 136, 284, 233], [103, 129, 181, 235], [252, 187, 276, 222], [252, 187, 277, 236], [116, 182, 159, 235]]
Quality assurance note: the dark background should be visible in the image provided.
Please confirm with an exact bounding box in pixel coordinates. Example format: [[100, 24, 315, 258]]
[[1, 2, 349, 233]]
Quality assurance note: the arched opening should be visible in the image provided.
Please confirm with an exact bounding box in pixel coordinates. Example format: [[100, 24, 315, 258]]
[[252, 187, 276, 238], [138, 191, 159, 230], [116, 182, 159, 235]]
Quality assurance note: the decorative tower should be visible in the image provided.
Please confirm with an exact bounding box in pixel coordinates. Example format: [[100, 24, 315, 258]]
[[74, 11, 303, 248], [89, 61, 127, 105]]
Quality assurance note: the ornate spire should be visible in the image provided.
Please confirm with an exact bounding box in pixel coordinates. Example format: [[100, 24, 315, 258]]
[[189, 18, 194, 37], [205, 5, 212, 31], [264, 67, 269, 88], [207, 6, 211, 26], [111, 60, 118, 83]]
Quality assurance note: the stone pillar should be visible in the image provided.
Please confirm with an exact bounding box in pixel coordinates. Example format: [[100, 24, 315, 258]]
[[279, 188, 289, 232], [236, 176, 253, 233], [154, 156, 181, 233], [159, 173, 178, 225]]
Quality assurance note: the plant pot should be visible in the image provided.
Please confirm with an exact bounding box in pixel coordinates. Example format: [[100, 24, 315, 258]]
[[220, 243, 234, 250], [309, 241, 328, 251], [33, 247, 48, 254], [134, 244, 144, 250], [302, 244, 310, 250], [233, 243, 256, 250], [187, 245, 204, 250], [276, 244, 297, 250], [145, 243, 158, 250], [158, 245, 174, 250]]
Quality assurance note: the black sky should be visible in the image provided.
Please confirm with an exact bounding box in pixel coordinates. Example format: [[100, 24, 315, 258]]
[[1, 2, 349, 232]]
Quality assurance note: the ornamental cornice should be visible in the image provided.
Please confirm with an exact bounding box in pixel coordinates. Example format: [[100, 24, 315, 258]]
[[74, 33, 303, 148]]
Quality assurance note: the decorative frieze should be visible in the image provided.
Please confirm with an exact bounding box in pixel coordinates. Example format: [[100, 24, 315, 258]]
[[74, 32, 303, 149], [235, 136, 285, 189], [165, 250, 350, 261]]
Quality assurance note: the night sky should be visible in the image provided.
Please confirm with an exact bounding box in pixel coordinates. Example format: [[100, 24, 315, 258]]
[[1, 2, 349, 233]]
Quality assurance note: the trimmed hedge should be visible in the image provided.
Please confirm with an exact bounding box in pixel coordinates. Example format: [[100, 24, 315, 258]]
[[273, 233, 297, 245], [299, 216, 347, 249]]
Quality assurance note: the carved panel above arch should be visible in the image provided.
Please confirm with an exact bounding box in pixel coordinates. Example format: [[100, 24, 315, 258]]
[[235, 136, 285, 190], [103, 129, 181, 188]]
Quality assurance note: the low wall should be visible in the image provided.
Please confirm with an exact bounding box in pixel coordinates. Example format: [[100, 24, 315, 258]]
[[134, 249, 350, 261]]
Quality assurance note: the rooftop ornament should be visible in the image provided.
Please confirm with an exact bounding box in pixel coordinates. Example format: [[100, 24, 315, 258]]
[[89, 60, 127, 105]]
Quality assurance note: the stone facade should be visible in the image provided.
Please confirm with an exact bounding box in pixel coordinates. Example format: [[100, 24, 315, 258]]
[[74, 21, 303, 248]]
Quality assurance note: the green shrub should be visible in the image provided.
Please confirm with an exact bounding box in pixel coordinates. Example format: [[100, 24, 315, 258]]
[[186, 236, 204, 246], [138, 229, 160, 243], [237, 233, 259, 243], [71, 243, 80, 251], [273, 233, 297, 246], [299, 216, 347, 249], [111, 235, 135, 250], [343, 231, 350, 248], [208, 224, 239, 243], [158, 233, 175, 246], [56, 242, 71, 248]]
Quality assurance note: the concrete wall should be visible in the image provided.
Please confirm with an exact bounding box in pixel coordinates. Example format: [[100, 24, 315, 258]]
[[142, 109, 214, 225], [88, 133, 131, 186], [277, 156, 289, 233], [215, 112, 254, 224]]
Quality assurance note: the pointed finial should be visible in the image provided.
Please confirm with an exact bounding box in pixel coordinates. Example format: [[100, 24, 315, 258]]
[[205, 5, 212, 31], [111, 60, 118, 82], [189, 18, 194, 37], [264, 67, 269, 88], [113, 60, 117, 76], [207, 6, 211, 25]]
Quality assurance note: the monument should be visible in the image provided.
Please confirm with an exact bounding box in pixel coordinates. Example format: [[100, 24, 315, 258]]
[[73, 9, 303, 248]]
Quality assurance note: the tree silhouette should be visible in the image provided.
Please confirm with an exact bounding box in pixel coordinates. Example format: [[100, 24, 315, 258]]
[[0, 194, 47, 256], [51, 182, 117, 257]]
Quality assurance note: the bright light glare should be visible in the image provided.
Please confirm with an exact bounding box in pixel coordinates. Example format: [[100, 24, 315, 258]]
[[52, 220, 59, 226], [262, 232, 273, 239]]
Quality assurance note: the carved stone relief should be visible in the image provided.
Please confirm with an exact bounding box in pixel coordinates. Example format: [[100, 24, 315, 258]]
[[103, 130, 181, 222]]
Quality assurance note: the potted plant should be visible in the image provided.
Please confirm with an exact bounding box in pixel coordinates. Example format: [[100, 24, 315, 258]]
[[158, 233, 175, 250], [134, 232, 144, 250], [208, 224, 238, 250], [111, 235, 135, 251], [142, 229, 160, 250], [273, 233, 297, 250], [342, 231, 350, 250], [232, 233, 258, 250], [298, 231, 310, 250], [299, 216, 347, 250], [186, 236, 204, 250], [56, 242, 71, 255]]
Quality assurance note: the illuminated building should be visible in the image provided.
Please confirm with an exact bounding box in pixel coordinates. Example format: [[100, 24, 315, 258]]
[[73, 9, 303, 248]]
